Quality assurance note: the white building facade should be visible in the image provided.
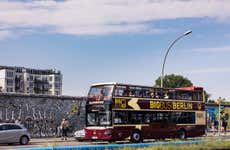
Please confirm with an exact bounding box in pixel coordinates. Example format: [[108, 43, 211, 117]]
[[0, 66, 62, 95]]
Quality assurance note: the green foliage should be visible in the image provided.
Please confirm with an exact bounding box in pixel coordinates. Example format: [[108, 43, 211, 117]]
[[155, 74, 193, 88], [155, 74, 211, 101]]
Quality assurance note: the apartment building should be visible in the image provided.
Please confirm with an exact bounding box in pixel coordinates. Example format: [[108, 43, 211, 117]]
[[0, 66, 62, 95]]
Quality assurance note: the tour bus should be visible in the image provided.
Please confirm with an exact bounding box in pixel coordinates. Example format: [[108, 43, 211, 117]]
[[84, 82, 206, 142]]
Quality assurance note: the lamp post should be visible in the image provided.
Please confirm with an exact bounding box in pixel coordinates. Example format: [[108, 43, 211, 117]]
[[216, 97, 224, 136], [160, 30, 192, 88]]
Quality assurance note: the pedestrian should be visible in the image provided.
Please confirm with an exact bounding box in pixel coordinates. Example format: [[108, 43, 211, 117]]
[[214, 120, 219, 135], [222, 117, 228, 134], [60, 118, 69, 140], [15, 117, 22, 125]]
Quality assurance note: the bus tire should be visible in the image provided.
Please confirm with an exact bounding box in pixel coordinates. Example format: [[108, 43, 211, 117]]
[[178, 129, 186, 140], [131, 130, 142, 143]]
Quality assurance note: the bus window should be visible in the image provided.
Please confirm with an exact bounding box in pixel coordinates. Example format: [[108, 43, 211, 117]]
[[114, 85, 127, 97], [168, 90, 175, 99], [114, 111, 128, 124], [172, 112, 195, 124], [128, 86, 135, 97], [87, 112, 97, 126], [86, 103, 112, 126], [151, 112, 157, 122], [142, 88, 151, 98], [144, 112, 157, 123], [130, 112, 143, 124], [144, 113, 151, 123], [163, 89, 170, 99], [88, 85, 114, 100], [134, 87, 142, 97], [99, 111, 111, 126], [155, 88, 164, 99], [193, 91, 202, 101]]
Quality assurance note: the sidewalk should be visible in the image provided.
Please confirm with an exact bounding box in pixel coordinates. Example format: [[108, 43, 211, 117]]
[[206, 131, 230, 137]]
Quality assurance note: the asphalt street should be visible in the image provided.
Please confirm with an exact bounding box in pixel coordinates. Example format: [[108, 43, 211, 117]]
[[0, 132, 230, 150]]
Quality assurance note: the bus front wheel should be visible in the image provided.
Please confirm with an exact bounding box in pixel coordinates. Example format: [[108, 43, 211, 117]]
[[131, 130, 142, 143], [178, 129, 186, 140]]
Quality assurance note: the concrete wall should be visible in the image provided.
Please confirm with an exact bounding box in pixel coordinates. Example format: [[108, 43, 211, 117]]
[[0, 93, 86, 137]]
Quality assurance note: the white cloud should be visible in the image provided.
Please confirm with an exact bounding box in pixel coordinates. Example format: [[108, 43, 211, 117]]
[[192, 46, 230, 52], [0, 0, 230, 37], [0, 30, 12, 40], [184, 67, 230, 74]]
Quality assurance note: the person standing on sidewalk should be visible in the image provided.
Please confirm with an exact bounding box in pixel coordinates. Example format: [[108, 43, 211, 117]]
[[222, 113, 229, 134], [61, 118, 69, 140]]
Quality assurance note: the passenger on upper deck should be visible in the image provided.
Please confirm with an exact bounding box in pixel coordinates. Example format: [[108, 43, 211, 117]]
[[164, 90, 169, 99], [98, 89, 104, 101], [129, 90, 135, 97], [138, 90, 143, 97], [123, 87, 129, 97], [150, 91, 155, 98]]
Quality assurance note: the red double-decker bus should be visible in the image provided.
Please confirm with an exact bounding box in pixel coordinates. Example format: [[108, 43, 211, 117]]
[[85, 82, 206, 142]]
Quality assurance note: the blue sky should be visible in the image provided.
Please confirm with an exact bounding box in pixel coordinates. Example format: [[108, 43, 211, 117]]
[[0, 0, 230, 100]]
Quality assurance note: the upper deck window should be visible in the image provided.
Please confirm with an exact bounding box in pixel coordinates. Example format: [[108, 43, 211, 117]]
[[88, 85, 114, 101], [114, 85, 127, 97], [114, 85, 152, 98], [113, 84, 203, 101]]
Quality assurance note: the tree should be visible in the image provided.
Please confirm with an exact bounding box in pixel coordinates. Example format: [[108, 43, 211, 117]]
[[155, 74, 211, 102], [155, 74, 193, 88]]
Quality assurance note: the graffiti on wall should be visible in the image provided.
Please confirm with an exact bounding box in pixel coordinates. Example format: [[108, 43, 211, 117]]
[[0, 95, 86, 137]]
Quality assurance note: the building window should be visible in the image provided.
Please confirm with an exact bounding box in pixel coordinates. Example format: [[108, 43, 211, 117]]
[[35, 76, 40, 80], [55, 91, 59, 95], [42, 77, 47, 81], [29, 82, 33, 87], [29, 75, 33, 81], [6, 71, 14, 77], [55, 83, 60, 89], [55, 76, 61, 82], [7, 88, 13, 92], [49, 76, 53, 82], [6, 79, 13, 86]]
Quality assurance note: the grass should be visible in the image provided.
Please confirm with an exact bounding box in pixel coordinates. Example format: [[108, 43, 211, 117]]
[[121, 140, 230, 150], [41, 140, 59, 148]]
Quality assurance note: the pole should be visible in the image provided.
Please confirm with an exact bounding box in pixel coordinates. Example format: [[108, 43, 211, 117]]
[[218, 102, 221, 136], [161, 30, 192, 88]]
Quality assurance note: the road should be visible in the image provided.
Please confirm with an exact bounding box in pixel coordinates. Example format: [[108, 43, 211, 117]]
[[1, 133, 230, 150], [0, 138, 92, 150]]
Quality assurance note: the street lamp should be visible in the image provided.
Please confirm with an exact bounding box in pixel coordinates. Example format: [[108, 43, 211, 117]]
[[160, 30, 192, 88], [216, 97, 224, 136]]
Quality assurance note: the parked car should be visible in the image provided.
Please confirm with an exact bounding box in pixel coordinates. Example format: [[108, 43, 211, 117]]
[[74, 129, 85, 141], [0, 123, 30, 145]]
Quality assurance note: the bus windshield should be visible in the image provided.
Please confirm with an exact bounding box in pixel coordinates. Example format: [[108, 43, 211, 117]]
[[88, 85, 114, 101], [86, 103, 111, 126]]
